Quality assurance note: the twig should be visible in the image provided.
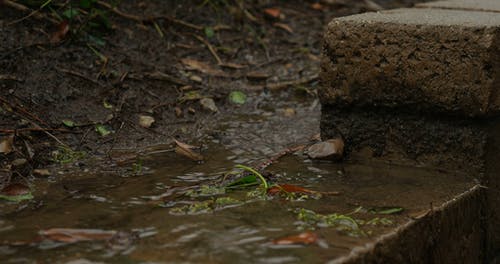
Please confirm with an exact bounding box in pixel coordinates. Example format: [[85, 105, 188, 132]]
[[266, 74, 318, 90], [55, 67, 104, 87], [0, 128, 77, 134], [96, 1, 202, 30], [191, 34, 223, 65], [0, 96, 69, 148], [4, 0, 58, 25], [127, 71, 188, 86], [0, 74, 23, 82]]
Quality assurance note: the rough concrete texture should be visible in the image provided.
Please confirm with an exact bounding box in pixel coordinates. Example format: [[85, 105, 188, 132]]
[[332, 186, 485, 264], [320, 105, 487, 174], [417, 0, 500, 13], [320, 8, 500, 117]]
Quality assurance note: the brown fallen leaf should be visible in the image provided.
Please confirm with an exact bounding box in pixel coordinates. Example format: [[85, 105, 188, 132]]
[[0, 135, 14, 154], [174, 139, 204, 162], [264, 7, 281, 18], [50, 20, 69, 43], [311, 3, 325, 10], [40, 228, 117, 243], [175, 107, 183, 118], [138, 115, 155, 128], [1, 183, 30, 196], [273, 231, 318, 245], [273, 23, 293, 33], [33, 169, 51, 177], [180, 58, 227, 77]]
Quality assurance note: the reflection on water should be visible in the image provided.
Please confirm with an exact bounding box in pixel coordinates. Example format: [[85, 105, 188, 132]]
[[0, 99, 475, 263]]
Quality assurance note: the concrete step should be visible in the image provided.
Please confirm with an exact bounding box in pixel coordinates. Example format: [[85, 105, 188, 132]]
[[320, 0, 500, 262]]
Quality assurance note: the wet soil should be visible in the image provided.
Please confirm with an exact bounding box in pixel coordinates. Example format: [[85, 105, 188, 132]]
[[1, 0, 425, 185]]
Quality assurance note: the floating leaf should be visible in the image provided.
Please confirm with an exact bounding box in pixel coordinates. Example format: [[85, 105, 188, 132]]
[[273, 231, 318, 245], [229, 91, 246, 105], [0, 183, 33, 202], [62, 119, 75, 127], [204, 26, 214, 38], [225, 175, 258, 189], [40, 228, 117, 243], [95, 124, 111, 137], [369, 207, 404, 215], [174, 139, 204, 162]]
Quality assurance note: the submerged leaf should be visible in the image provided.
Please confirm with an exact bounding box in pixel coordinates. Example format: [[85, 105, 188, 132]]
[[273, 231, 318, 245], [40, 228, 117, 243], [267, 184, 316, 195], [369, 207, 404, 215], [0, 183, 33, 202]]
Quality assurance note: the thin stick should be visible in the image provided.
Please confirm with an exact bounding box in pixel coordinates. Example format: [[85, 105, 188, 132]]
[[96, 1, 202, 30], [191, 34, 223, 65], [266, 74, 318, 90], [0, 128, 77, 133], [55, 67, 104, 87], [4, 0, 58, 25]]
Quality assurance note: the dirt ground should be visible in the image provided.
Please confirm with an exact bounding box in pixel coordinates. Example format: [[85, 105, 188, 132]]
[[0, 0, 425, 188]]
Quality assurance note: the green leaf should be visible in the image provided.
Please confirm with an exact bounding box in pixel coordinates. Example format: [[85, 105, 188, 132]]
[[79, 0, 94, 8], [229, 91, 246, 105], [95, 124, 111, 137], [370, 207, 404, 215], [0, 193, 33, 202], [103, 100, 113, 109], [225, 175, 258, 189], [204, 27, 214, 39], [62, 119, 75, 127], [62, 8, 79, 19]]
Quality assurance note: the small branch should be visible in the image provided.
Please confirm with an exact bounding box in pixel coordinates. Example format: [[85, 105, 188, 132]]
[[0, 74, 23, 82], [55, 67, 104, 87], [96, 1, 202, 30], [266, 74, 318, 90], [191, 34, 223, 65], [4, 0, 58, 25], [0, 128, 78, 134]]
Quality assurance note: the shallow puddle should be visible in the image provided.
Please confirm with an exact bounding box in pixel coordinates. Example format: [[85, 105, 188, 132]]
[[0, 99, 475, 263]]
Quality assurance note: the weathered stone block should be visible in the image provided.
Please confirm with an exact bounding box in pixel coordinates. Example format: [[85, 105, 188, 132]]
[[321, 8, 500, 117], [417, 0, 500, 13]]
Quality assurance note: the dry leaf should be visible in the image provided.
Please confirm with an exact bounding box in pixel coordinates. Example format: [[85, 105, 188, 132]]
[[174, 139, 204, 162], [306, 138, 344, 160], [264, 7, 281, 18], [33, 169, 51, 177], [0, 135, 14, 154], [200, 98, 218, 113], [311, 3, 325, 10], [273, 23, 293, 33], [273, 231, 318, 245], [138, 115, 155, 128], [50, 20, 70, 43], [175, 107, 183, 118], [181, 58, 227, 77], [1, 183, 30, 196]]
